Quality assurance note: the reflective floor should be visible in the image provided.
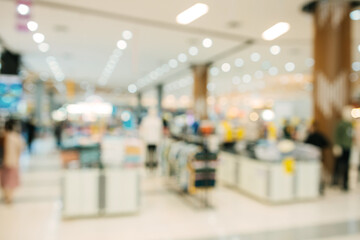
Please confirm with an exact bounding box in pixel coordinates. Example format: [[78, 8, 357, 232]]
[[1, 139, 360, 240]]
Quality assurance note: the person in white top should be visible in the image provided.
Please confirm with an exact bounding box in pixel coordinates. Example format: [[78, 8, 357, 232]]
[[139, 108, 163, 169]]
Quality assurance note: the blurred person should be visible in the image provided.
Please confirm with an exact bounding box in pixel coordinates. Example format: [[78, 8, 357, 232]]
[[305, 122, 329, 195], [54, 121, 63, 149], [283, 119, 294, 140], [139, 108, 163, 170], [1, 119, 25, 204], [26, 118, 36, 153]]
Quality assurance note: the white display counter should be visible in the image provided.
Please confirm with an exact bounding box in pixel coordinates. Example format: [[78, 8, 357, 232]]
[[218, 151, 321, 204], [62, 168, 140, 218]]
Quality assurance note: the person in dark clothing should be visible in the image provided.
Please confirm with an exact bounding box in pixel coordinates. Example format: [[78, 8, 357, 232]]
[[26, 119, 36, 153], [54, 122, 63, 149], [305, 122, 329, 195]]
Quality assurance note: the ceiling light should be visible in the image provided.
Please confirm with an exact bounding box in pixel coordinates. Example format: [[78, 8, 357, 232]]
[[17, 4, 30, 15], [33, 33, 45, 43], [221, 63, 231, 72], [250, 52, 261, 62], [262, 22, 290, 41], [353, 62, 360, 72], [350, 10, 360, 21], [358, 44, 360, 52], [262, 61, 271, 70], [262, 109, 275, 121], [270, 45, 281, 55], [232, 76, 241, 85], [202, 38, 213, 48], [234, 58, 244, 67], [189, 46, 199, 56], [207, 82, 215, 92], [176, 3, 209, 25], [269, 67, 278, 76], [27, 21, 38, 32], [243, 74, 252, 83], [38, 43, 50, 53], [178, 53, 188, 63], [122, 30, 133, 40], [285, 62, 295, 72], [161, 64, 170, 73], [210, 67, 219, 76], [117, 40, 127, 50], [169, 59, 178, 68], [128, 84, 137, 94], [255, 70, 264, 79]]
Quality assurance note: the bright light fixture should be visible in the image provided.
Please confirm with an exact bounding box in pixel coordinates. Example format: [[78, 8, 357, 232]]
[[250, 52, 261, 62], [353, 62, 360, 72], [122, 30, 133, 40], [270, 45, 281, 55], [17, 4, 30, 15], [117, 40, 127, 50], [178, 53, 188, 63], [350, 10, 360, 21], [221, 63, 231, 72], [176, 3, 209, 25], [33, 33, 45, 43], [285, 62, 295, 72], [269, 66, 278, 76], [38, 43, 50, 53], [262, 22, 290, 41], [128, 84, 137, 94], [169, 59, 178, 68], [234, 58, 244, 67], [27, 21, 38, 32], [210, 67, 219, 76], [358, 44, 360, 52], [202, 38, 213, 48], [243, 74, 252, 83], [262, 109, 275, 121], [189, 46, 199, 56]]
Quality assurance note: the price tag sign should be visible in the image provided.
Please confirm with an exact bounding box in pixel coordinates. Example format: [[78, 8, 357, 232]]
[[283, 157, 295, 174]]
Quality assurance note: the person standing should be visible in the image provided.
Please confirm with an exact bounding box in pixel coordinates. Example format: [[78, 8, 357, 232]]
[[139, 108, 163, 170], [305, 122, 329, 195], [26, 119, 36, 153], [1, 119, 25, 204]]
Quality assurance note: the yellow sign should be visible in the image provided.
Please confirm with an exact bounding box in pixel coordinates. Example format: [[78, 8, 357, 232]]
[[283, 157, 296, 174]]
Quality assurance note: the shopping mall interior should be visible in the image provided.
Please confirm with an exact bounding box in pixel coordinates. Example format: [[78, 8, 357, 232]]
[[1, 0, 360, 239]]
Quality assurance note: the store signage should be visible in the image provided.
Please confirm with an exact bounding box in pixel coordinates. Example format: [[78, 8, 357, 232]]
[[283, 157, 295, 174]]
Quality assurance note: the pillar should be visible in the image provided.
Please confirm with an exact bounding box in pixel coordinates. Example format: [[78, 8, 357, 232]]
[[303, 0, 360, 172], [192, 64, 209, 120], [157, 84, 163, 116]]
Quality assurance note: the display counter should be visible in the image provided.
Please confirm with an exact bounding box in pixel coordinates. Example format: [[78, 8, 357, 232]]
[[218, 151, 321, 204], [62, 168, 140, 218]]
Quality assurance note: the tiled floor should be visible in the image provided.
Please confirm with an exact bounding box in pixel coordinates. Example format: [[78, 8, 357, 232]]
[[1, 139, 360, 240]]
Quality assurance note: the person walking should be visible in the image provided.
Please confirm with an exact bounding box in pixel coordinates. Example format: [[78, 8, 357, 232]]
[[1, 119, 25, 204]]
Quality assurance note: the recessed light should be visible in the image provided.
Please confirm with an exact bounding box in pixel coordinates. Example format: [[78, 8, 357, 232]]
[[178, 53, 188, 63], [202, 38, 213, 48], [176, 3, 209, 25], [128, 84, 137, 94], [285, 62, 295, 72], [262, 22, 290, 41], [169, 59, 178, 68], [117, 40, 127, 50], [210, 67, 219, 76], [269, 67, 278, 76], [27, 21, 38, 32], [250, 52, 261, 62], [33, 33, 45, 43], [353, 62, 360, 72], [221, 63, 231, 72], [243, 74, 252, 83], [17, 4, 30, 15], [122, 30, 133, 40], [350, 10, 360, 21], [358, 44, 360, 53], [189, 46, 199, 56], [270, 45, 281, 55], [38, 43, 50, 53], [234, 58, 244, 67]]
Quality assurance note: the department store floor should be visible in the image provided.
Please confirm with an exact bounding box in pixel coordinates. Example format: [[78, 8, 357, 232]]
[[1, 138, 360, 240]]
